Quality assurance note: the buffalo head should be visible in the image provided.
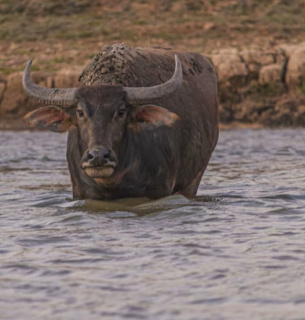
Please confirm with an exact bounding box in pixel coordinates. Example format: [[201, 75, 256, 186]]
[[23, 56, 182, 184]]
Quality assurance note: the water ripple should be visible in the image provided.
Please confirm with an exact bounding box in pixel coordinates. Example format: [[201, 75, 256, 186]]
[[1, 129, 305, 319]]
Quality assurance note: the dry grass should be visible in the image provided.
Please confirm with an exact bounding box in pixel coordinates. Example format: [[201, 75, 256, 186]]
[[1, 0, 305, 73]]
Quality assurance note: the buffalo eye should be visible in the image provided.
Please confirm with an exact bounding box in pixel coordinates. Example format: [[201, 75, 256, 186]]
[[118, 108, 126, 117], [77, 109, 84, 118]]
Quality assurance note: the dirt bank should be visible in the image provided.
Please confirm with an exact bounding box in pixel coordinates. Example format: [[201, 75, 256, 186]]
[[1, 0, 305, 129]]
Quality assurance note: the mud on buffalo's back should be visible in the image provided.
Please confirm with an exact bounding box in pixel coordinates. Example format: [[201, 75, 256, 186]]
[[79, 43, 217, 94]]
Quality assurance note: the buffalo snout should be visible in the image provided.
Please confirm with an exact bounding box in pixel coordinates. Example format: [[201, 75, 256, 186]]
[[81, 147, 117, 169]]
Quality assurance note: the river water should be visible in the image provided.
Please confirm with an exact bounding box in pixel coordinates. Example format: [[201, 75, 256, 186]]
[[1, 129, 305, 320]]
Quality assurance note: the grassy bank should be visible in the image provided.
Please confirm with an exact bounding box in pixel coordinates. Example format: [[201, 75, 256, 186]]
[[1, 0, 305, 73], [1, 0, 305, 129]]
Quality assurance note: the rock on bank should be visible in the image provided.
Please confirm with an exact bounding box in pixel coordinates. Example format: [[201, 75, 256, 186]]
[[210, 43, 305, 127]]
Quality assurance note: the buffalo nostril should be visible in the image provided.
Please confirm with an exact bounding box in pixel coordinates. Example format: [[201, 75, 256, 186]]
[[88, 153, 94, 160], [104, 152, 110, 159]]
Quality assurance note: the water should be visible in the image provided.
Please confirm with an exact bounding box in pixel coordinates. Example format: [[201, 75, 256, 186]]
[[1, 129, 305, 320]]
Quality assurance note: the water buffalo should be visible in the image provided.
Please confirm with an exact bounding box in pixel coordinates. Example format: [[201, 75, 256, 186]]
[[23, 45, 218, 200]]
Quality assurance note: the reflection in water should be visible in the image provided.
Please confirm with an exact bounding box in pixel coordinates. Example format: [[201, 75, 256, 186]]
[[1, 129, 305, 319]]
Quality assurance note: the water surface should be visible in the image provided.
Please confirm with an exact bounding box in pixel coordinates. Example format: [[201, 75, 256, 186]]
[[1, 129, 305, 319]]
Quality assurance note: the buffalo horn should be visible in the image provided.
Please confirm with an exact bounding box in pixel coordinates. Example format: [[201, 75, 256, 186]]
[[124, 54, 183, 104], [22, 59, 77, 106]]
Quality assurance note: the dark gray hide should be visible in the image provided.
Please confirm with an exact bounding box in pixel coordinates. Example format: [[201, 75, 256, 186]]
[[24, 44, 218, 200]]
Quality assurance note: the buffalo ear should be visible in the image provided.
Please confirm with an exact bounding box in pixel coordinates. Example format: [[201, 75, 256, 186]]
[[24, 106, 72, 132], [128, 105, 179, 131]]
